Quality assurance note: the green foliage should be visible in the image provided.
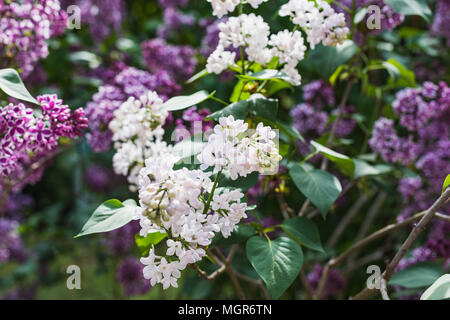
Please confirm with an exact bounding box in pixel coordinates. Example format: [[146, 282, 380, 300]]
[[75, 199, 138, 237], [246, 236, 303, 299], [289, 164, 342, 218], [0, 68, 39, 104], [385, 0, 432, 23], [390, 262, 446, 289], [442, 174, 450, 195], [135, 232, 168, 256], [161, 90, 213, 111], [280, 217, 324, 253]]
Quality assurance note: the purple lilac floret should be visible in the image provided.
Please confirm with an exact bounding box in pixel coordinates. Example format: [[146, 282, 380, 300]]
[[0, 0, 68, 77]]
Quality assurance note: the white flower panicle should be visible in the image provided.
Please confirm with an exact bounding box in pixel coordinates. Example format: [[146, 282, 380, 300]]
[[279, 0, 349, 49], [207, 0, 268, 18], [206, 0, 349, 85], [109, 91, 169, 191], [197, 115, 282, 180], [136, 142, 249, 289]]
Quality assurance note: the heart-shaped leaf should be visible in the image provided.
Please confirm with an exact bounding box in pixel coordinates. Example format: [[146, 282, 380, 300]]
[[246, 236, 303, 299]]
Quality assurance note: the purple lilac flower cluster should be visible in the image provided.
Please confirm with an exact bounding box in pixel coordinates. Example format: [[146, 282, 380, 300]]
[[371, 82, 450, 221], [0, 0, 67, 77], [0, 95, 88, 195], [60, 0, 125, 41], [141, 38, 197, 82], [432, 0, 450, 44], [157, 7, 195, 39], [105, 221, 141, 256], [0, 218, 28, 264], [174, 107, 214, 141], [117, 257, 152, 297], [307, 264, 346, 299], [370, 82, 450, 168], [85, 66, 180, 152], [290, 80, 356, 155]]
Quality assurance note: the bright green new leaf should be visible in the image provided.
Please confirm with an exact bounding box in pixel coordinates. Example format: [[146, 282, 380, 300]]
[[442, 174, 450, 195], [0, 68, 39, 105], [135, 232, 168, 256], [246, 236, 303, 299], [281, 217, 324, 253], [75, 199, 138, 237], [289, 164, 342, 218]]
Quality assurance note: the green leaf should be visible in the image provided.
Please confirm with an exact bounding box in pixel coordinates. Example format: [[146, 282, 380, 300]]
[[161, 90, 212, 111], [246, 236, 303, 299], [310, 141, 355, 176], [186, 68, 209, 84], [307, 40, 359, 80], [385, 0, 432, 23], [421, 274, 450, 300], [385, 59, 416, 88], [390, 261, 445, 289], [208, 94, 278, 121], [289, 164, 342, 218], [0, 68, 39, 105], [442, 174, 450, 195], [135, 232, 168, 256], [208, 99, 249, 120], [246, 94, 278, 120], [353, 160, 393, 179], [75, 199, 138, 237], [280, 217, 324, 253], [276, 121, 304, 143], [237, 69, 292, 83], [211, 224, 255, 246], [219, 172, 259, 191]]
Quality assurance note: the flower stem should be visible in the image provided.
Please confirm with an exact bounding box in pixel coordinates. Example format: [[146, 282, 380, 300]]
[[202, 170, 222, 215]]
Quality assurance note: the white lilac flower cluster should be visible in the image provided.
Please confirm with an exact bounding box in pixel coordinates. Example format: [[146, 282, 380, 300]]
[[135, 115, 281, 289], [198, 115, 282, 179], [109, 91, 171, 190], [279, 0, 349, 49], [205, 0, 349, 85], [207, 0, 268, 18]]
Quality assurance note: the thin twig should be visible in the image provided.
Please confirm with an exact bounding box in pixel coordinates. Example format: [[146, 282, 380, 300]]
[[327, 189, 375, 248], [299, 268, 314, 299], [215, 246, 246, 300], [351, 188, 450, 300], [380, 278, 390, 300]]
